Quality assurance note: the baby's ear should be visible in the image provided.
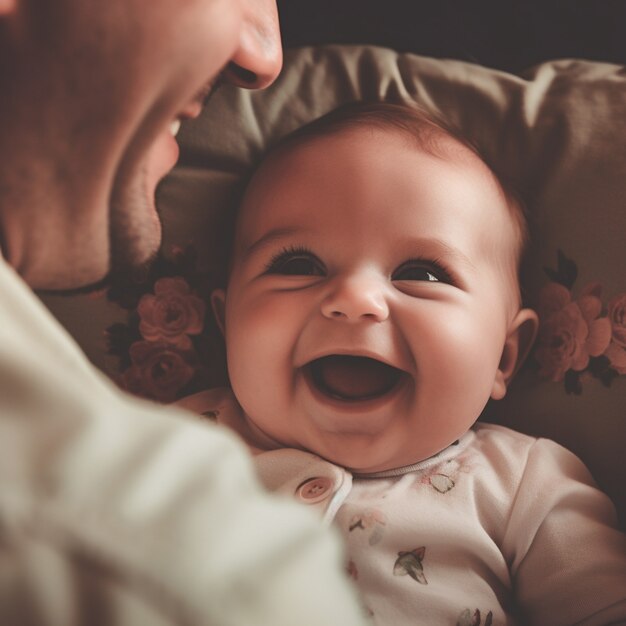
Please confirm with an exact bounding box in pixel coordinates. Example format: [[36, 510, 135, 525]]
[[210, 289, 227, 335], [491, 308, 539, 400]]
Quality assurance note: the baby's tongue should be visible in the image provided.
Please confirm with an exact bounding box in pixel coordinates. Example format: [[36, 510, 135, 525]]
[[310, 355, 400, 400]]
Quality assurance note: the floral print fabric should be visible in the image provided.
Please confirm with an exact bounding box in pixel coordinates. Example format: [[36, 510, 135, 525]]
[[533, 251, 625, 394]]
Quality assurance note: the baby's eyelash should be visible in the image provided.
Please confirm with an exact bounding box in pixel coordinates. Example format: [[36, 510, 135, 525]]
[[424, 257, 455, 283], [264, 245, 327, 277], [265, 245, 314, 272], [393, 256, 456, 284]]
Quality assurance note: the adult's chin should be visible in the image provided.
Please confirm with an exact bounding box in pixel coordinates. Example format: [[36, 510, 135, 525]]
[[109, 161, 164, 275], [109, 125, 179, 274]]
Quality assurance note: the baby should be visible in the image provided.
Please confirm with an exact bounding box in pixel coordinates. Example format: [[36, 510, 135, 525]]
[[181, 103, 626, 625]]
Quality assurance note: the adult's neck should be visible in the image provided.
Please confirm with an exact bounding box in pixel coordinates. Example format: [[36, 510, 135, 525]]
[[0, 134, 111, 290]]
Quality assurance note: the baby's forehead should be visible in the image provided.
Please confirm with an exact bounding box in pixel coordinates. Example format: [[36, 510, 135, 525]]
[[246, 126, 504, 218], [245, 124, 505, 219], [245, 127, 513, 228], [258, 124, 492, 186], [256, 124, 502, 217]]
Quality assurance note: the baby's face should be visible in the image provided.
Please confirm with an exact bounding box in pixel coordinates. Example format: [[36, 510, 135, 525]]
[[214, 127, 534, 472]]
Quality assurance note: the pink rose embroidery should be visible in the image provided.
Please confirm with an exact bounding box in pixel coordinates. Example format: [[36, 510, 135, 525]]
[[121, 341, 196, 403], [534, 283, 611, 382], [604, 293, 626, 374], [138, 277, 205, 349], [106, 246, 221, 402]]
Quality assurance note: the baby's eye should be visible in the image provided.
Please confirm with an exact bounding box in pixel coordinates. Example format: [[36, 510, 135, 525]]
[[392, 259, 451, 283], [266, 247, 325, 276]]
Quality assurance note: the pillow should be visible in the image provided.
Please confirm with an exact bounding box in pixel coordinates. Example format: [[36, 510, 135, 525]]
[[42, 45, 626, 527]]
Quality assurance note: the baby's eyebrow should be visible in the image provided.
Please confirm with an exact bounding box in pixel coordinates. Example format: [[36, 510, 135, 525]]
[[241, 227, 302, 258]]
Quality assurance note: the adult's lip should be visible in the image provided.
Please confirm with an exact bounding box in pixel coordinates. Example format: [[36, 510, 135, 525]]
[[304, 353, 408, 403], [146, 125, 180, 189], [153, 90, 209, 174], [166, 78, 220, 139]]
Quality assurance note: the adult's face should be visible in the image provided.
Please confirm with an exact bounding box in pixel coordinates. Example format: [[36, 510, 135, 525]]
[[0, 0, 282, 289]]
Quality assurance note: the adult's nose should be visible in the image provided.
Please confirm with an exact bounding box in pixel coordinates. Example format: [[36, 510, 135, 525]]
[[321, 271, 390, 323], [223, 0, 283, 89]]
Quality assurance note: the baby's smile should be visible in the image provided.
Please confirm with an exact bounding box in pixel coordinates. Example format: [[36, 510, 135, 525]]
[[305, 354, 407, 404]]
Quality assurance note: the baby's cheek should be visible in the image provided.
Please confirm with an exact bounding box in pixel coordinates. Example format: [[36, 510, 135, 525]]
[[420, 313, 501, 394], [226, 307, 290, 386]]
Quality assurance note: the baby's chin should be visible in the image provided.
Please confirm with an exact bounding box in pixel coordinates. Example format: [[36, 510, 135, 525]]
[[304, 436, 411, 474], [309, 431, 461, 474]]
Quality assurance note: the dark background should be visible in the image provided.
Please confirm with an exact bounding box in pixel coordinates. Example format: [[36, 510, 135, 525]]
[[277, 0, 626, 73]]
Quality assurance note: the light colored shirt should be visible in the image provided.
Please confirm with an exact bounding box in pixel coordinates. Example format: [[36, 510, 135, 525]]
[[186, 387, 626, 626], [0, 255, 368, 626]]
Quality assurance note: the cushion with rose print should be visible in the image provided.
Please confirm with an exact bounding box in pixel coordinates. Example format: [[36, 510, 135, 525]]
[[42, 45, 626, 528]]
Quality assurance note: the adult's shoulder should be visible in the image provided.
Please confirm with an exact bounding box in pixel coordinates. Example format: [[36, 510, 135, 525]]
[[0, 260, 367, 626]]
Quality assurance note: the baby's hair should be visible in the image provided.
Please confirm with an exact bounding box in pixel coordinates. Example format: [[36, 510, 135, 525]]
[[268, 101, 529, 296]]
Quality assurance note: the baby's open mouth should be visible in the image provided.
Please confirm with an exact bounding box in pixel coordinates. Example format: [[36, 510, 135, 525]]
[[307, 355, 405, 402]]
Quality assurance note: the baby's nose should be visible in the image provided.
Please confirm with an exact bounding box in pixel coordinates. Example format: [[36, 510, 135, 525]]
[[321, 273, 389, 322]]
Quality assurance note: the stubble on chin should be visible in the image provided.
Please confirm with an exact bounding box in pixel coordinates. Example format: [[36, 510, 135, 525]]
[[109, 162, 162, 277]]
